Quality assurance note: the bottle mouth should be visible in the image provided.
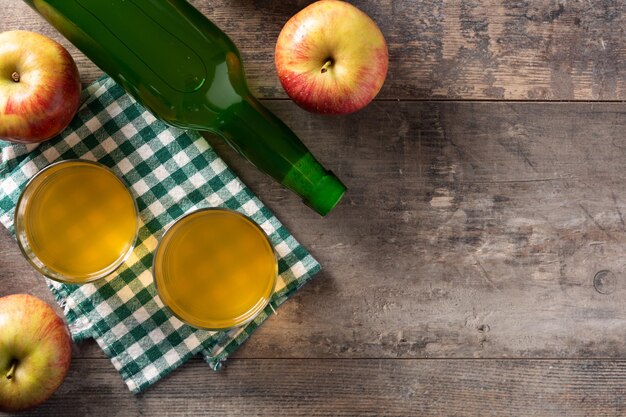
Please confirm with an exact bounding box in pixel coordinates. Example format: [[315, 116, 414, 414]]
[[303, 171, 346, 216]]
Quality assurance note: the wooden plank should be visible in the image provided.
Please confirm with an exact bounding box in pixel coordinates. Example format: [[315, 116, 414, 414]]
[[10, 358, 626, 416], [3, 1, 626, 100], [2, 101, 626, 360], [204, 100, 626, 359]]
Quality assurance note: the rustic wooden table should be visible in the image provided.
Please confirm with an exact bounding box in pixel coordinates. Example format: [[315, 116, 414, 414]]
[[3, 1, 626, 415]]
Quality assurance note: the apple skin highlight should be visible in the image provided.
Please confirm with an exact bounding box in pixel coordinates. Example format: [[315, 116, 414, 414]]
[[0, 294, 72, 412], [275, 0, 388, 115], [0, 30, 81, 143]]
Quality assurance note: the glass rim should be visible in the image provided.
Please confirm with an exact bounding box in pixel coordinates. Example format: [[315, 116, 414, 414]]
[[152, 207, 278, 331], [14, 159, 140, 284]]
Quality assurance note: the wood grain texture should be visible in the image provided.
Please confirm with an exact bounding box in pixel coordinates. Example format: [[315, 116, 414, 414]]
[[205, 100, 626, 360], [3, 1, 626, 415], [3, 101, 626, 360], [6, 358, 626, 417], [3, 0, 626, 100]]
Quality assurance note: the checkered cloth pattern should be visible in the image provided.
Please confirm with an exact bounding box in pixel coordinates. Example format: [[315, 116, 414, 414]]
[[0, 76, 321, 393]]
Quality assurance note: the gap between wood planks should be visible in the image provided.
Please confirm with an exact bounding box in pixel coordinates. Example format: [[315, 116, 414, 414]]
[[257, 97, 626, 103], [72, 356, 626, 362]]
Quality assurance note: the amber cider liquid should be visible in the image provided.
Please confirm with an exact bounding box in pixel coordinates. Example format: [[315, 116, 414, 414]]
[[18, 160, 137, 282], [154, 209, 276, 330]]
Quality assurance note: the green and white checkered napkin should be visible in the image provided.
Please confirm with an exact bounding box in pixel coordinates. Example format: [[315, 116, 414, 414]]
[[0, 76, 320, 393]]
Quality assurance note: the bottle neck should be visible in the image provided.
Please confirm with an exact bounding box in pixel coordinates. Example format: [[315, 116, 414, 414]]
[[217, 97, 346, 216]]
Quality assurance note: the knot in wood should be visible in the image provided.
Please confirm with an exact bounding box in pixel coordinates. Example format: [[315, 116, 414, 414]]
[[593, 270, 616, 295]]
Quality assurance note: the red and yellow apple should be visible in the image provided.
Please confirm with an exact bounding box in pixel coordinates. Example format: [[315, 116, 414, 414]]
[[0, 294, 72, 412], [0, 30, 81, 143], [275, 0, 388, 115]]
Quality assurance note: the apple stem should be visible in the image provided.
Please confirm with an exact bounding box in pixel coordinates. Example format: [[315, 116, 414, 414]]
[[6, 360, 17, 380], [320, 60, 333, 74], [11, 71, 20, 83]]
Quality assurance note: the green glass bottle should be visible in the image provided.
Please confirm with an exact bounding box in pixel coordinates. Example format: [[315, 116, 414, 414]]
[[24, 0, 346, 216]]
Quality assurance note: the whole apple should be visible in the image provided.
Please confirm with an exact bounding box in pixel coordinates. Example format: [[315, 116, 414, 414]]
[[275, 0, 388, 115], [0, 30, 81, 143], [0, 294, 72, 412]]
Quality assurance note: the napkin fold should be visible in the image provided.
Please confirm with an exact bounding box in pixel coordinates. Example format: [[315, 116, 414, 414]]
[[0, 76, 320, 393]]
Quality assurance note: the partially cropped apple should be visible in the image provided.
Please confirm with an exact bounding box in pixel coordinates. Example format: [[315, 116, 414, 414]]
[[0, 294, 72, 412], [275, 0, 388, 115], [0, 30, 81, 143]]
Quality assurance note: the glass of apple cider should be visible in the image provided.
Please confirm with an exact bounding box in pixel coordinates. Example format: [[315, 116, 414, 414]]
[[153, 208, 277, 330], [14, 160, 138, 284]]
